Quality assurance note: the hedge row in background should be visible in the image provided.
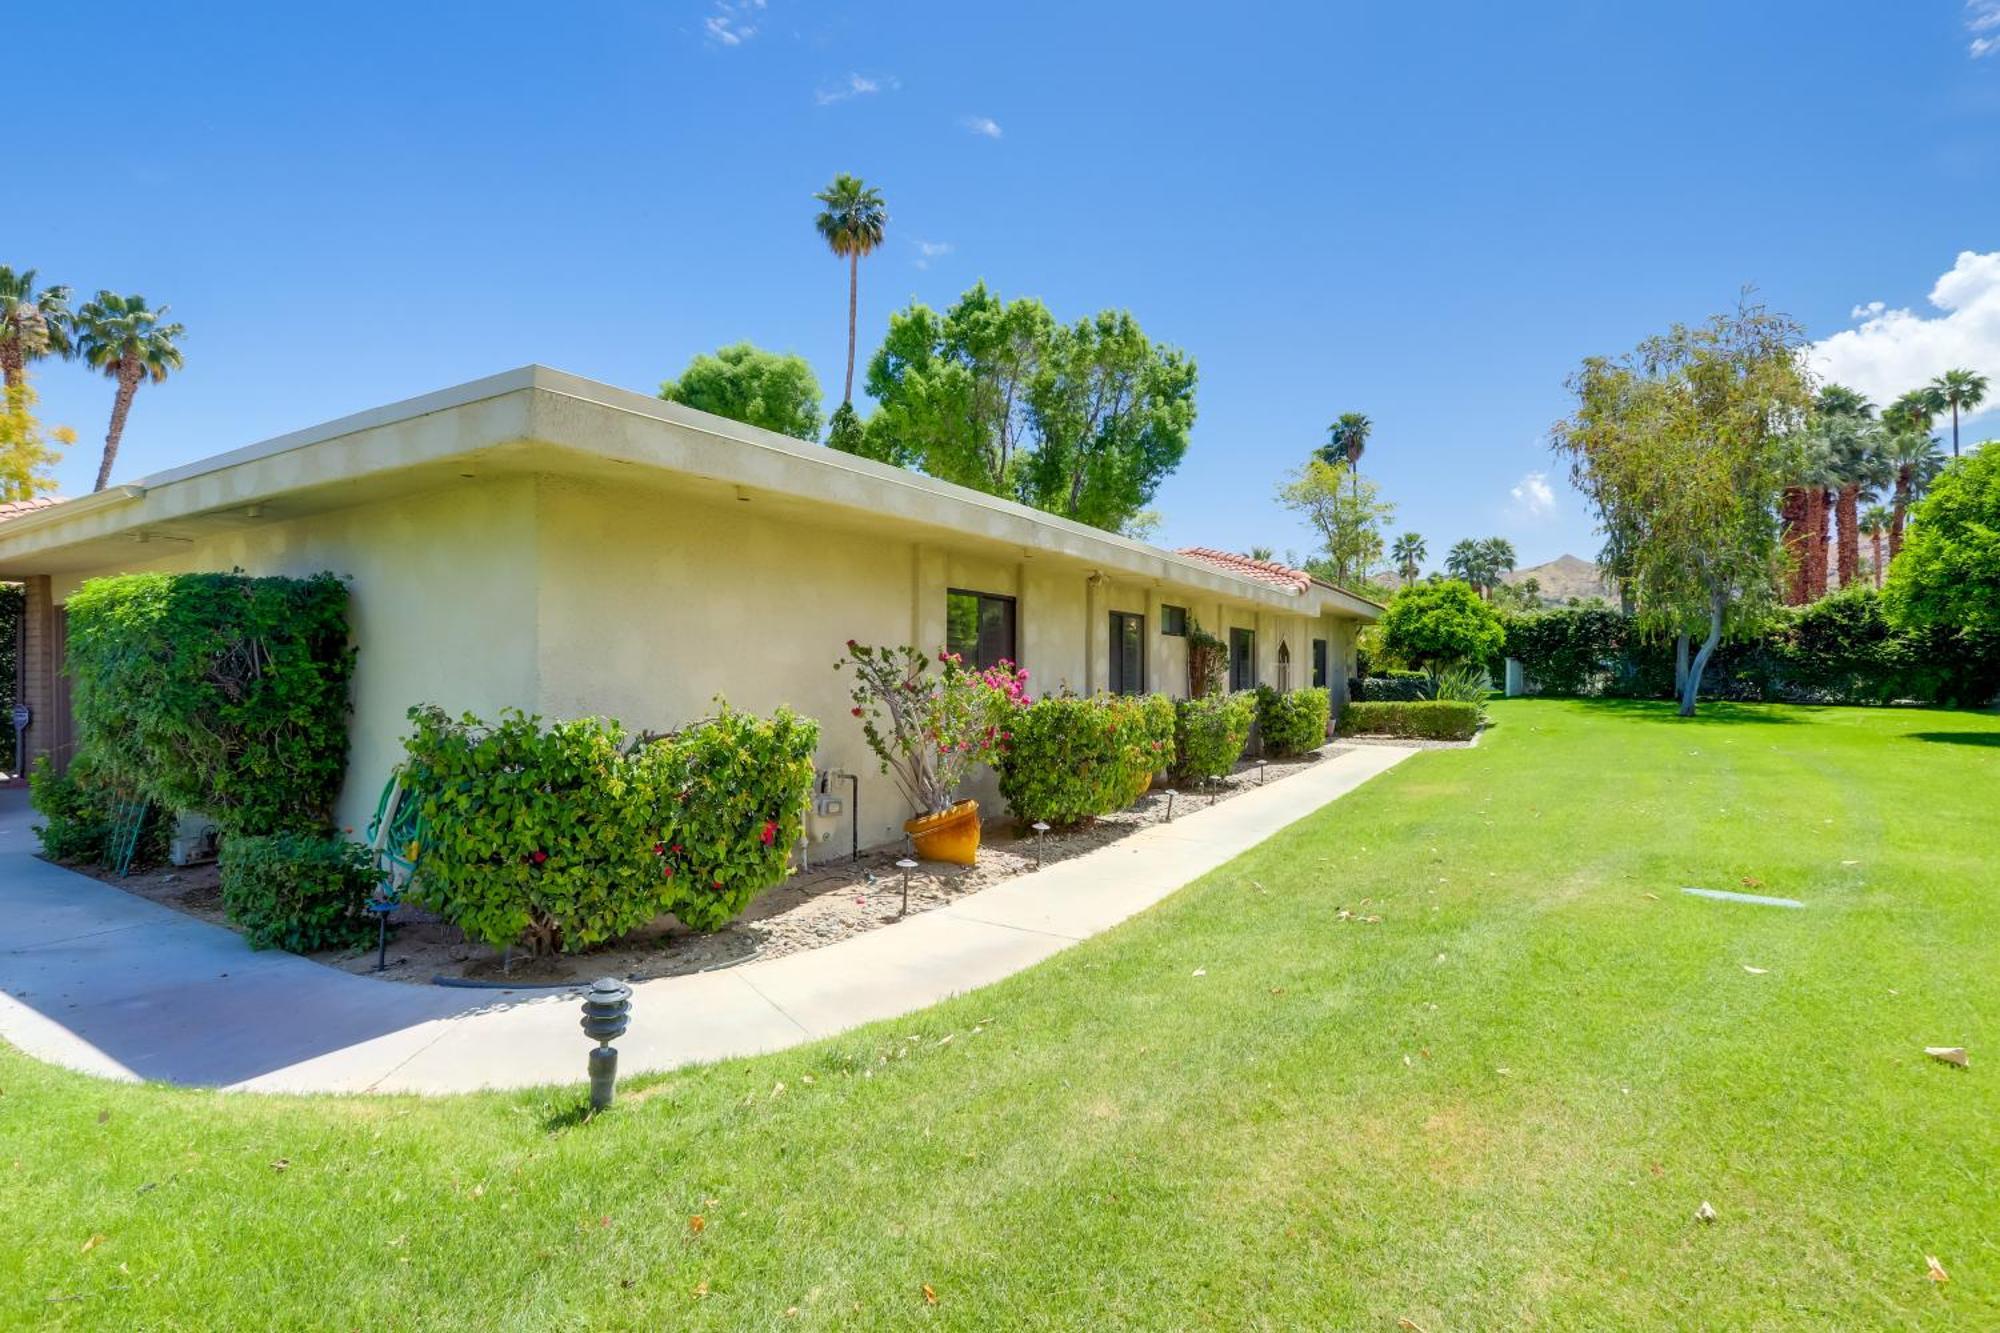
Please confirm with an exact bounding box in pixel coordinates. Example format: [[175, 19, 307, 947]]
[[1170, 691, 1257, 784], [220, 833, 378, 953], [1350, 673, 1429, 703], [64, 571, 355, 836], [996, 693, 1174, 827], [402, 702, 819, 953], [1256, 685, 1331, 756], [1338, 700, 1481, 741], [1502, 588, 2000, 707]]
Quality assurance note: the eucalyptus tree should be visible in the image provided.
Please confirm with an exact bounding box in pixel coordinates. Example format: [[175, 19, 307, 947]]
[[812, 174, 888, 405], [1275, 458, 1392, 586], [74, 292, 185, 492], [1930, 368, 1989, 459], [0, 267, 74, 389], [1551, 298, 1812, 715]]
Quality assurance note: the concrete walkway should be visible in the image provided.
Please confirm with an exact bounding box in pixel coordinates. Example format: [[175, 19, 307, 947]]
[[0, 744, 1415, 1095]]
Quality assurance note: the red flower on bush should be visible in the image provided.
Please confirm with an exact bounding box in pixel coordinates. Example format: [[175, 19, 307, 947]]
[[851, 707, 864, 717], [529, 850, 549, 865], [652, 842, 666, 856], [760, 819, 778, 846], [662, 864, 675, 879]]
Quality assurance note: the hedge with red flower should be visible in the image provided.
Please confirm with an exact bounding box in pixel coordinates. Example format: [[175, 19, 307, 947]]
[[401, 701, 818, 953]]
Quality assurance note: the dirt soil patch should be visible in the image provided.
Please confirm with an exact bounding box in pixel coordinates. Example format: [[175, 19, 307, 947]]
[[54, 745, 1349, 988]]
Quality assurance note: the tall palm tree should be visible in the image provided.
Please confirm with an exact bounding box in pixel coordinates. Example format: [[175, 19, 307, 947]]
[[812, 174, 888, 406], [1390, 532, 1426, 583], [1316, 412, 1372, 497], [1793, 435, 1843, 601], [74, 292, 185, 492], [1930, 368, 1989, 459], [1859, 505, 1891, 589], [1812, 385, 1883, 590], [1881, 428, 1943, 558], [0, 267, 75, 389]]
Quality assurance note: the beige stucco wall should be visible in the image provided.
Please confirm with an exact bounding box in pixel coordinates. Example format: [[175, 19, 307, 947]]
[[48, 476, 543, 835], [38, 467, 1366, 852]]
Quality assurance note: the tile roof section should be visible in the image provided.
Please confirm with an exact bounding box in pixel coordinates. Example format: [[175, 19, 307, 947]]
[[1174, 546, 1315, 593], [0, 496, 63, 522]]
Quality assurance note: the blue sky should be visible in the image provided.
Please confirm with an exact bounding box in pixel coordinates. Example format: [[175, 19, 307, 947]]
[[15, 1, 2000, 569]]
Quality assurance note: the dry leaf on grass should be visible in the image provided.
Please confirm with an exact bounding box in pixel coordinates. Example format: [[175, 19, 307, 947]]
[[1926, 1255, 1949, 1283], [270, 1158, 290, 1172], [1190, 968, 1207, 978], [1925, 1047, 1969, 1068], [1740, 876, 1764, 889], [689, 1215, 705, 1235], [80, 1234, 106, 1254], [1742, 966, 1768, 975], [1696, 1201, 1718, 1223], [922, 1283, 939, 1305]]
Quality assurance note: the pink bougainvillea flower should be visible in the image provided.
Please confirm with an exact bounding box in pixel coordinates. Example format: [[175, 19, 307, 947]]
[[672, 843, 683, 854], [653, 842, 666, 856], [760, 819, 778, 846], [851, 707, 864, 717]]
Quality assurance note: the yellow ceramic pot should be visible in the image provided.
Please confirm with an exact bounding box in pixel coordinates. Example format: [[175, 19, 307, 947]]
[[903, 798, 982, 866]]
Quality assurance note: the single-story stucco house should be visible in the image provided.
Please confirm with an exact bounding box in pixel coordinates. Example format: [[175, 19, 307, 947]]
[[0, 366, 1379, 852]]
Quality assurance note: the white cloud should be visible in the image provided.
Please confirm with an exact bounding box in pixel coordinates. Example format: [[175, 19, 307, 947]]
[[1509, 471, 1556, 520], [816, 72, 897, 105], [704, 0, 763, 47], [960, 115, 1003, 139], [1808, 251, 2000, 412], [913, 239, 953, 270], [1970, 1, 2000, 57]]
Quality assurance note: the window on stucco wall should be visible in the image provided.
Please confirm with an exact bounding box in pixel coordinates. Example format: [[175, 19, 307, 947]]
[[1276, 640, 1292, 691], [1312, 638, 1328, 688], [946, 589, 1017, 669], [1229, 627, 1255, 692], [1108, 611, 1145, 695]]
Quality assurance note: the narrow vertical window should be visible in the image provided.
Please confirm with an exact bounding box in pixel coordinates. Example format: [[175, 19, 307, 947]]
[[1108, 611, 1146, 695], [1229, 627, 1255, 692]]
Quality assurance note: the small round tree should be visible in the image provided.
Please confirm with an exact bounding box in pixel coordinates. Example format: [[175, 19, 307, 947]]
[[1884, 446, 2000, 633], [1376, 578, 1505, 670]]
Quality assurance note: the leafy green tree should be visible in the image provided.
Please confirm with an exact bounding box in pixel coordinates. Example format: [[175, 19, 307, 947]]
[[1016, 309, 1197, 530], [1276, 457, 1392, 586], [1315, 412, 1372, 495], [1391, 532, 1426, 583], [1929, 368, 1988, 459], [1551, 297, 1812, 715], [1884, 444, 2000, 633], [866, 283, 1196, 533], [0, 374, 73, 500], [812, 174, 888, 405], [1376, 578, 1505, 670], [0, 267, 74, 389], [74, 292, 184, 492], [823, 401, 868, 456], [658, 342, 824, 440]]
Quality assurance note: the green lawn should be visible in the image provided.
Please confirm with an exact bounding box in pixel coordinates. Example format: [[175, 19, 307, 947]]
[[4, 699, 1997, 1328]]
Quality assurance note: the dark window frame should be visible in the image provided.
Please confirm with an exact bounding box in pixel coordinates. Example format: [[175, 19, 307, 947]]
[[1108, 610, 1146, 696], [1160, 604, 1189, 637], [1312, 638, 1329, 689], [946, 588, 1018, 670], [1228, 626, 1256, 692]]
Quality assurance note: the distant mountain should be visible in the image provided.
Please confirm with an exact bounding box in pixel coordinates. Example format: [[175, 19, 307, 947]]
[[1502, 554, 1610, 605]]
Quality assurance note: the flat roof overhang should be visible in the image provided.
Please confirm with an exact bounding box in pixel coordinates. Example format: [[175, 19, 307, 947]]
[[0, 366, 1382, 621]]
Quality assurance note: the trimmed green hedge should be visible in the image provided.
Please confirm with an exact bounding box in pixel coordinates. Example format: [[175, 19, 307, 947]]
[[65, 571, 355, 836], [1502, 589, 2000, 706], [403, 702, 818, 953], [1354, 674, 1429, 702], [1171, 691, 1256, 784], [1338, 700, 1480, 741], [1256, 685, 1331, 756], [996, 693, 1174, 827], [220, 833, 378, 952]]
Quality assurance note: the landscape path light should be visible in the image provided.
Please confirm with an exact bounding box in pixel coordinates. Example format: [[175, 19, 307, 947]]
[[1031, 821, 1051, 868], [580, 978, 633, 1111], [896, 857, 918, 917]]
